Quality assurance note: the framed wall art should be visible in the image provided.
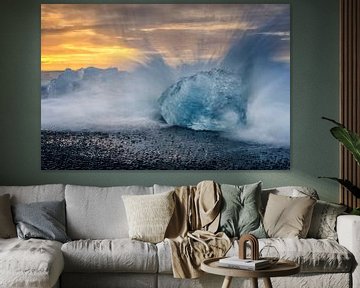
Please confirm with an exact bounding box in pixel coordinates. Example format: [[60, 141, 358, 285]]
[[41, 4, 290, 170]]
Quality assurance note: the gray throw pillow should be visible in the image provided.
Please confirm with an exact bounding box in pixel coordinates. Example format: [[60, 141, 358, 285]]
[[12, 200, 70, 243], [0, 194, 16, 238], [218, 182, 266, 238], [307, 200, 347, 240]]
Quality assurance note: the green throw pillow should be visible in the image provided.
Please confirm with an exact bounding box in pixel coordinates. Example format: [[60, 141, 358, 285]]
[[218, 182, 266, 238]]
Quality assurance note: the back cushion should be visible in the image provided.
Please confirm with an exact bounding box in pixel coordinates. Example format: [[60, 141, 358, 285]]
[[65, 185, 153, 239], [153, 184, 176, 194], [0, 185, 65, 204]]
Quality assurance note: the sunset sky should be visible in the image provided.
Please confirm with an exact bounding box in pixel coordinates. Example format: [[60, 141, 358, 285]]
[[41, 4, 290, 71]]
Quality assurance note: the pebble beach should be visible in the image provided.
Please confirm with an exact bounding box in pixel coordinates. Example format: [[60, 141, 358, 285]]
[[41, 126, 290, 170]]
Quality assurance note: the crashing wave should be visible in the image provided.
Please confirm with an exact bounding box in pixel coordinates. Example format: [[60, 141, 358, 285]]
[[42, 67, 122, 98]]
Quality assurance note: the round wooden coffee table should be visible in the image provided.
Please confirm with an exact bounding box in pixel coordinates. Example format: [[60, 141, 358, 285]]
[[201, 257, 300, 288]]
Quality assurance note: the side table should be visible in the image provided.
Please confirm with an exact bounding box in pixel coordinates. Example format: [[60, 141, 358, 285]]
[[201, 257, 300, 288]]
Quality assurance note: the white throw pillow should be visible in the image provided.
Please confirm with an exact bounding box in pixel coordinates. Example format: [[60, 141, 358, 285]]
[[122, 191, 175, 243]]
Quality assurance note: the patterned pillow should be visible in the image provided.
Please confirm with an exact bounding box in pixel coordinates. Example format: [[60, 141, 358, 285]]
[[122, 191, 175, 243], [307, 200, 347, 240], [218, 182, 266, 238]]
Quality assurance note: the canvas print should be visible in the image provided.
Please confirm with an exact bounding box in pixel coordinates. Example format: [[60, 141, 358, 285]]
[[41, 4, 290, 170]]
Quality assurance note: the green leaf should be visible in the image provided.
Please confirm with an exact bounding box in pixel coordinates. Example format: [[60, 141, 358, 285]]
[[322, 117, 360, 165], [351, 208, 360, 215], [322, 116, 345, 127], [319, 177, 360, 198], [330, 127, 360, 165]]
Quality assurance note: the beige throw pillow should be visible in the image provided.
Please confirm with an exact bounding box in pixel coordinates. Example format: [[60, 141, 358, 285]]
[[122, 191, 175, 243], [0, 194, 16, 238], [263, 193, 316, 238]]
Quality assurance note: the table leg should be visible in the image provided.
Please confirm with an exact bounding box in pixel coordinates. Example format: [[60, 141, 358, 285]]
[[221, 276, 233, 288], [263, 277, 273, 288], [251, 278, 258, 288]]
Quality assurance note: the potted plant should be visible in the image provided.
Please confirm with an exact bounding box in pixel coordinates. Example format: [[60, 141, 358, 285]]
[[320, 117, 360, 215]]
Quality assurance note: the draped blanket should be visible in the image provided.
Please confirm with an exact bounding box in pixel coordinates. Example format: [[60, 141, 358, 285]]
[[165, 181, 231, 278]]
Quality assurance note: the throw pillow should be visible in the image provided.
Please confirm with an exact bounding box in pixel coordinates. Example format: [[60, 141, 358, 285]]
[[12, 200, 70, 243], [218, 182, 266, 238], [263, 193, 316, 238], [0, 194, 16, 238], [307, 200, 347, 240], [122, 190, 175, 243]]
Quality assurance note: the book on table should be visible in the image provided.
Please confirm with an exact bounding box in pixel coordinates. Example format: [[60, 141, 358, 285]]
[[218, 257, 271, 270]]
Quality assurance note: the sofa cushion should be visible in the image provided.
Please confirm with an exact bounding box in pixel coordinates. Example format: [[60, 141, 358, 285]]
[[263, 193, 316, 238], [0, 184, 65, 204], [156, 240, 173, 274], [0, 194, 16, 238], [218, 182, 266, 238], [307, 200, 347, 240], [0, 238, 64, 288], [235, 238, 353, 273], [61, 239, 158, 273], [65, 185, 153, 239], [261, 186, 319, 212], [153, 184, 176, 194], [12, 200, 70, 243], [122, 191, 175, 243], [260, 238, 353, 273], [158, 237, 353, 274]]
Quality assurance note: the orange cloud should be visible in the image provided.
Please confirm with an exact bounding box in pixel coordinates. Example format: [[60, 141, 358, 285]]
[[41, 4, 290, 71], [41, 5, 147, 71]]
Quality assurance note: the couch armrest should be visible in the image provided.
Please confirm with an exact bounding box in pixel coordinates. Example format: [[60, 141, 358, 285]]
[[337, 215, 360, 288]]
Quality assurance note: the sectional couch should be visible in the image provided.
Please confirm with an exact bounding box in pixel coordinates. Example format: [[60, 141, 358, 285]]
[[0, 183, 359, 288]]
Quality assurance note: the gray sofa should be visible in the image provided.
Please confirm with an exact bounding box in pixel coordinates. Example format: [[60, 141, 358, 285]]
[[0, 184, 359, 288]]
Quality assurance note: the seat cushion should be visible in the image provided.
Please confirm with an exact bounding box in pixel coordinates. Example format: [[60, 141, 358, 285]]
[[0, 238, 64, 288], [62, 239, 158, 273], [229, 238, 354, 273], [157, 238, 354, 274]]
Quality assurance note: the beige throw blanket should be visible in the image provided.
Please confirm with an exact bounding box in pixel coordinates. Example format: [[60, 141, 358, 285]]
[[165, 181, 231, 279]]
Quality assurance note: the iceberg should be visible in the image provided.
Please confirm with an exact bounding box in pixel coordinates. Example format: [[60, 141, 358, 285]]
[[158, 69, 247, 131], [42, 67, 122, 98]]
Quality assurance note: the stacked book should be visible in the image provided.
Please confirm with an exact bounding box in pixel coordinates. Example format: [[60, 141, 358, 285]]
[[218, 257, 271, 270]]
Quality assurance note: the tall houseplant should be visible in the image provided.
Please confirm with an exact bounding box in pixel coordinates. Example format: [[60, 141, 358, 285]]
[[320, 117, 360, 213]]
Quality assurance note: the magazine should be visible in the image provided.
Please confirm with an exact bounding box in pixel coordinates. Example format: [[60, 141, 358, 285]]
[[218, 257, 271, 270]]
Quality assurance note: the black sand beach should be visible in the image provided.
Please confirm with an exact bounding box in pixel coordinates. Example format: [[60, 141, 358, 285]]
[[41, 126, 290, 170]]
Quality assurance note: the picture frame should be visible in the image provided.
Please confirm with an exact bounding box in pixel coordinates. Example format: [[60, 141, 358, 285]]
[[41, 4, 290, 170]]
